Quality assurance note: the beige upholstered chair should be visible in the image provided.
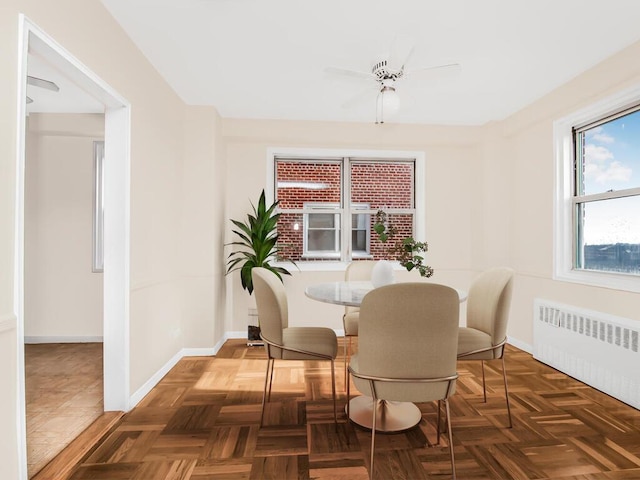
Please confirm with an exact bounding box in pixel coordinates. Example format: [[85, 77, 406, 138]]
[[348, 283, 460, 479], [342, 260, 376, 384], [252, 267, 339, 427], [457, 267, 515, 428]]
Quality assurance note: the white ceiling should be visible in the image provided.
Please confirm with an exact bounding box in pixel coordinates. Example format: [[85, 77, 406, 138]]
[[26, 53, 105, 115], [48, 0, 640, 125]]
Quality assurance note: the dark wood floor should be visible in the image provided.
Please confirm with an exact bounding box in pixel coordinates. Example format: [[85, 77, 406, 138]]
[[57, 339, 640, 479]]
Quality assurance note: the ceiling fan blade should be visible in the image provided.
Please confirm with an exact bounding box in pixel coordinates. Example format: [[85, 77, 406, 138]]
[[325, 66, 375, 81], [403, 63, 462, 81], [387, 34, 414, 72], [341, 84, 379, 109], [27, 75, 60, 92]]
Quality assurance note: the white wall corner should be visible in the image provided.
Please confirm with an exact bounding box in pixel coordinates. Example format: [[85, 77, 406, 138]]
[[129, 349, 184, 408], [507, 335, 532, 354]]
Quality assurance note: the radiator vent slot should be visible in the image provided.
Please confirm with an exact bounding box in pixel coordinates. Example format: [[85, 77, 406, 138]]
[[534, 299, 640, 410]]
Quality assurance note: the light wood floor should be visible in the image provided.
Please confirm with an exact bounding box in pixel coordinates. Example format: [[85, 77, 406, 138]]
[[25, 343, 103, 478], [51, 339, 640, 479]]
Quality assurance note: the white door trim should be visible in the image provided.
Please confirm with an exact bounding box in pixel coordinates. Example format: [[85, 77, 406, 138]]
[[15, 15, 131, 479]]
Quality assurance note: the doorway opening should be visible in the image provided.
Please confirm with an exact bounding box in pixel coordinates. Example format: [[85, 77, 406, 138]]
[[15, 16, 131, 479]]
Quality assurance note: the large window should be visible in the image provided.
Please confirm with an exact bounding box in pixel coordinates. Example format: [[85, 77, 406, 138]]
[[555, 89, 640, 291], [273, 155, 418, 262]]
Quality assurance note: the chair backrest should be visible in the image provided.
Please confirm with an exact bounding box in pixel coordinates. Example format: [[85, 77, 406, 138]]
[[252, 267, 288, 356], [466, 267, 514, 345], [344, 261, 376, 314], [357, 283, 460, 403]]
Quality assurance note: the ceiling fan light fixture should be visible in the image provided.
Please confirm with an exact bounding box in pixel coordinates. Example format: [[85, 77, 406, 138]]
[[380, 86, 400, 113], [376, 85, 400, 123]]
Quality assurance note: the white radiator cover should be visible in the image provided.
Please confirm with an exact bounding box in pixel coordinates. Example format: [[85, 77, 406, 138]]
[[533, 299, 640, 410]]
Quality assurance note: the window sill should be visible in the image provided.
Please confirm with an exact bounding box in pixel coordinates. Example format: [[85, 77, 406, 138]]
[[274, 259, 402, 273], [554, 268, 640, 293]]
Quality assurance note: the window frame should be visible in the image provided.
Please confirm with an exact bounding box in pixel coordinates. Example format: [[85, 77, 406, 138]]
[[302, 203, 341, 259], [92, 140, 105, 273], [267, 148, 425, 270], [301, 202, 371, 259], [554, 84, 640, 292]]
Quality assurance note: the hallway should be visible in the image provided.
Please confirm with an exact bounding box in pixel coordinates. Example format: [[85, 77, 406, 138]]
[[25, 343, 103, 477]]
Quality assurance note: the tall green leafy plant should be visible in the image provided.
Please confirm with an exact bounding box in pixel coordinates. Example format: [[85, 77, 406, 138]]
[[226, 190, 293, 294]]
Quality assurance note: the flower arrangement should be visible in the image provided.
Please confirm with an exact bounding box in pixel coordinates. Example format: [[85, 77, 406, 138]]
[[373, 209, 434, 278]]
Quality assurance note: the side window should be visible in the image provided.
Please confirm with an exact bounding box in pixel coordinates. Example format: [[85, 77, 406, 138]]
[[555, 90, 640, 292], [573, 108, 640, 274]]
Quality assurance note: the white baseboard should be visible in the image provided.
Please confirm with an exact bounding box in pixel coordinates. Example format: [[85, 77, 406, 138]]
[[224, 330, 247, 340], [182, 347, 217, 357], [507, 336, 532, 354], [129, 349, 183, 407], [24, 335, 103, 344], [129, 340, 233, 409]]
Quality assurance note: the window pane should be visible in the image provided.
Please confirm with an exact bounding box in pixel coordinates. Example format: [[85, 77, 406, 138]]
[[276, 161, 342, 207], [351, 213, 369, 253], [308, 230, 337, 252], [309, 213, 335, 228], [352, 213, 367, 229], [578, 110, 640, 196], [577, 196, 640, 274], [350, 161, 414, 208], [352, 230, 367, 252]]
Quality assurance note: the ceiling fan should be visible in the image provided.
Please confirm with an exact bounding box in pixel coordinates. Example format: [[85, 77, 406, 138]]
[[26, 75, 60, 104], [325, 36, 461, 124]]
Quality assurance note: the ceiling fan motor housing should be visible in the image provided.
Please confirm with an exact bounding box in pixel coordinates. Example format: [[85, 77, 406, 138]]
[[371, 60, 403, 82]]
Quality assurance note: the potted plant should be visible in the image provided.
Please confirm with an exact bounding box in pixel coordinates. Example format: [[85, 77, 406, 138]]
[[373, 209, 434, 278], [226, 190, 294, 343]]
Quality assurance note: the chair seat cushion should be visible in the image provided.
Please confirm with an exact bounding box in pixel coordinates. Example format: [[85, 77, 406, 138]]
[[457, 327, 498, 360], [343, 312, 359, 336], [282, 327, 338, 360]]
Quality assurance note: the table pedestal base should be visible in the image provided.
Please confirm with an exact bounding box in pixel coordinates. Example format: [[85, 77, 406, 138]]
[[346, 396, 422, 432]]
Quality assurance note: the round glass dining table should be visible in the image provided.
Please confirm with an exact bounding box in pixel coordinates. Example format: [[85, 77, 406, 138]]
[[305, 280, 467, 432]]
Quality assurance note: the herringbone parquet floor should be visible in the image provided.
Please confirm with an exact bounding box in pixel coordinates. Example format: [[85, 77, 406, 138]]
[[58, 339, 640, 479]]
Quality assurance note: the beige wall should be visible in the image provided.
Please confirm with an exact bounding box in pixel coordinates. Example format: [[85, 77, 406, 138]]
[[2, 1, 640, 477], [0, 7, 22, 478], [222, 119, 481, 332], [181, 106, 227, 349], [478, 41, 640, 345], [0, 2, 225, 476], [25, 113, 104, 339]]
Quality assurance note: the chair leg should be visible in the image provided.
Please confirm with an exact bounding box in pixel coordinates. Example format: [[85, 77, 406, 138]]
[[267, 357, 275, 401], [344, 336, 354, 388], [330, 359, 337, 427], [436, 399, 442, 445], [346, 367, 351, 421], [444, 399, 456, 480], [260, 358, 274, 427], [481, 360, 487, 403], [501, 356, 513, 428], [370, 398, 379, 480], [343, 337, 347, 386]]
